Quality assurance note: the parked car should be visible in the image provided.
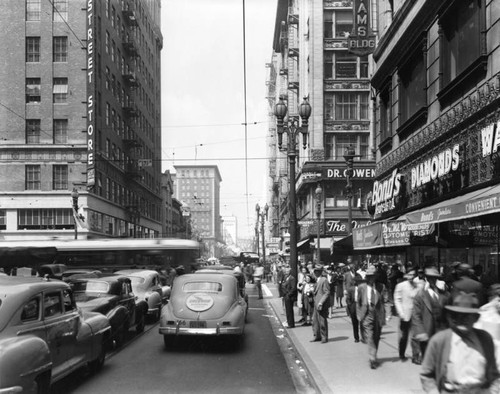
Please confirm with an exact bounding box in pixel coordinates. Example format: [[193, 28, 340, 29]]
[[159, 272, 247, 348], [61, 269, 102, 282], [115, 269, 171, 321], [38, 263, 68, 279], [68, 274, 148, 347], [0, 276, 111, 393]]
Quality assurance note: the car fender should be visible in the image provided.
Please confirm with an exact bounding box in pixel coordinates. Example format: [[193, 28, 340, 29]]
[[106, 305, 130, 333], [0, 336, 52, 391], [79, 310, 111, 339], [145, 291, 161, 310]]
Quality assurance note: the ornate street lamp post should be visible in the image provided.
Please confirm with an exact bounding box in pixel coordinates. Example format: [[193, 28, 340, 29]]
[[274, 95, 312, 280], [315, 183, 323, 264], [256, 203, 269, 265], [71, 188, 79, 240], [343, 145, 356, 235]]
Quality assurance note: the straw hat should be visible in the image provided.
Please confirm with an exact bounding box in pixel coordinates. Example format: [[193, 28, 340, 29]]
[[445, 292, 480, 314]]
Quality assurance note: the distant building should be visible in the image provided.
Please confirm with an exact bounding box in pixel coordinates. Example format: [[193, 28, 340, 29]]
[[0, 0, 163, 240], [173, 165, 223, 252]]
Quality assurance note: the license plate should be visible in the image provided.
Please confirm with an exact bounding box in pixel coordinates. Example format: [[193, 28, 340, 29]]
[[189, 321, 207, 328]]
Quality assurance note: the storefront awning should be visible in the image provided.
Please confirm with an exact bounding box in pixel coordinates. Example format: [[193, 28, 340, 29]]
[[352, 221, 435, 250], [297, 238, 311, 251], [406, 184, 500, 225], [313, 237, 336, 250]]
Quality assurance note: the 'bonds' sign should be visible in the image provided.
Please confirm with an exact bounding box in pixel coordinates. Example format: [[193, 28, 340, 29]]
[[348, 0, 376, 56]]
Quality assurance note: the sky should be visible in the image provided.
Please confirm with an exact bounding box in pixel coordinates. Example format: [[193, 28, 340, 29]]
[[161, 0, 278, 240]]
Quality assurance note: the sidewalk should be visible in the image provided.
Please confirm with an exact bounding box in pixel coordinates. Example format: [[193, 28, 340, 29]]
[[264, 285, 425, 394]]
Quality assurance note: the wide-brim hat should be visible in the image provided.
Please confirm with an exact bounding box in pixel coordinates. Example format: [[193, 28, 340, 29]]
[[365, 266, 377, 276], [424, 267, 440, 278], [313, 264, 324, 272], [445, 292, 480, 314]]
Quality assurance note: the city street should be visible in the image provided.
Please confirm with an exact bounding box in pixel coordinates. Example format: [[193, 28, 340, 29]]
[[51, 284, 301, 394]]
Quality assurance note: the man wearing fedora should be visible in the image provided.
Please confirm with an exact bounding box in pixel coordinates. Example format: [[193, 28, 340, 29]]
[[311, 264, 331, 343], [356, 265, 390, 369], [281, 265, 297, 328], [421, 292, 500, 393], [412, 267, 449, 364]]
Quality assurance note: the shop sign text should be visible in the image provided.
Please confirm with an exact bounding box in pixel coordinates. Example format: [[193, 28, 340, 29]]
[[326, 168, 375, 179], [371, 169, 402, 216], [410, 144, 459, 190], [481, 119, 500, 157]]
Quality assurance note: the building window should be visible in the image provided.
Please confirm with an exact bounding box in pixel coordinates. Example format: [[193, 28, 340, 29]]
[[440, 0, 483, 89], [53, 78, 68, 103], [399, 50, 426, 125], [324, 11, 334, 39], [324, 52, 334, 79], [379, 85, 392, 142], [0, 210, 5, 230], [53, 165, 68, 190], [335, 11, 353, 38], [336, 52, 357, 78], [106, 102, 110, 125], [26, 119, 41, 144], [26, 78, 41, 103], [325, 92, 369, 120], [26, 0, 41, 21], [18, 209, 73, 230], [105, 31, 110, 54], [25, 165, 41, 190], [26, 37, 40, 62], [53, 0, 68, 22], [324, 133, 369, 161], [53, 119, 68, 143], [53, 37, 68, 62]]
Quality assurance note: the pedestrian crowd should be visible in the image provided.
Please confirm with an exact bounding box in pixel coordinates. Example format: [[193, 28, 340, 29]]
[[274, 258, 500, 393]]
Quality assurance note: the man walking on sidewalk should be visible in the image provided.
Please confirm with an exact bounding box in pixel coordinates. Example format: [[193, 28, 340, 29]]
[[357, 265, 391, 369], [394, 269, 419, 361], [282, 265, 297, 328], [311, 264, 331, 343]]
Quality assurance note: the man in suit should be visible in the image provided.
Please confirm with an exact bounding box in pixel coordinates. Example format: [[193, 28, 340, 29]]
[[311, 264, 331, 343], [411, 267, 448, 364], [451, 263, 485, 306], [394, 269, 419, 361], [421, 292, 500, 393], [345, 274, 362, 343], [357, 265, 391, 369], [281, 265, 297, 328]]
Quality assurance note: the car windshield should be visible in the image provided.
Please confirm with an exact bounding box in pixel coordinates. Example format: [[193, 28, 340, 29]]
[[72, 281, 109, 294], [183, 281, 222, 293]]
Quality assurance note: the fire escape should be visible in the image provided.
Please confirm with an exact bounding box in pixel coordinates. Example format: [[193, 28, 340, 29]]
[[121, 0, 142, 236]]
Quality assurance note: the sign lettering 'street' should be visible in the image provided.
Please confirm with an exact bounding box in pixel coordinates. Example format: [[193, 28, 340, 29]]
[[86, 0, 95, 187]]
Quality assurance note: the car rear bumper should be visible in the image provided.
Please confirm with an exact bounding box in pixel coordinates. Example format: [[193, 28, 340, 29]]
[[159, 324, 243, 336]]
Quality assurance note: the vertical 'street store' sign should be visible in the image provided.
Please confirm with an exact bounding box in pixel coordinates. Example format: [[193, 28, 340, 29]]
[[86, 0, 95, 188], [348, 0, 376, 56]]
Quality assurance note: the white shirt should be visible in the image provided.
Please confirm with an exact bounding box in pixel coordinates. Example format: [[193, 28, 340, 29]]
[[446, 332, 487, 389]]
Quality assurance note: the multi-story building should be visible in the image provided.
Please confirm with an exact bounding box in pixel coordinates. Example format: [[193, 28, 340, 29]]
[[222, 215, 238, 247], [0, 0, 163, 240], [362, 0, 500, 275], [173, 165, 223, 254], [267, 0, 376, 263]]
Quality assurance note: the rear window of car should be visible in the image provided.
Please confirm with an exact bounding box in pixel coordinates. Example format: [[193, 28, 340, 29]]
[[183, 282, 222, 293], [128, 277, 145, 285]]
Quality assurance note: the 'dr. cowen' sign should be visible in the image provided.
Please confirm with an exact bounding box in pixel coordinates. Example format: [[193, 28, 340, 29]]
[[348, 0, 376, 56], [86, 0, 95, 187]]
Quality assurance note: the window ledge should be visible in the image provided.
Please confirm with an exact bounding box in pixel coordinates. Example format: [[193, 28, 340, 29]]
[[378, 135, 392, 152], [396, 107, 428, 139], [437, 55, 488, 107]]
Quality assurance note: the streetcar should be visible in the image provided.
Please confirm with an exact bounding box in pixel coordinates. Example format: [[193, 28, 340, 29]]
[[0, 238, 201, 275]]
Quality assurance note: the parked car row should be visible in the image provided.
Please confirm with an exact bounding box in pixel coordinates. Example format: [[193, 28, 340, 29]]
[[0, 268, 172, 393]]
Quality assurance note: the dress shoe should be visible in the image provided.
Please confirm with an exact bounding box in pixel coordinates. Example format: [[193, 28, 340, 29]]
[[310, 338, 321, 342], [412, 357, 421, 365], [321, 339, 328, 344], [370, 360, 378, 369], [297, 318, 305, 324], [354, 339, 360, 343], [400, 356, 408, 362]]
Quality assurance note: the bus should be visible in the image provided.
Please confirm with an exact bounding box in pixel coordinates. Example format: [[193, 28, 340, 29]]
[[0, 238, 201, 274]]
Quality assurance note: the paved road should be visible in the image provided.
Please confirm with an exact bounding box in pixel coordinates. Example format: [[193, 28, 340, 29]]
[[52, 287, 301, 394]]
